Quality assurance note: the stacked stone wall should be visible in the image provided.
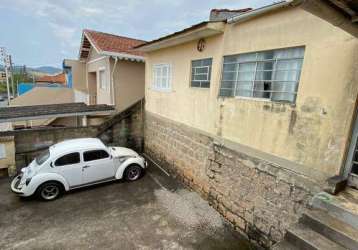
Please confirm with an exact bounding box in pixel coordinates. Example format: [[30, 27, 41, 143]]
[[144, 112, 319, 247]]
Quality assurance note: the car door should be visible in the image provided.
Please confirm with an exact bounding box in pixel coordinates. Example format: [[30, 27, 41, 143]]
[[82, 149, 115, 184], [54, 152, 82, 187]]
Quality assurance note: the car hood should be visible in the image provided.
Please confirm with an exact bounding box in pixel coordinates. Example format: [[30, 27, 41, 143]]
[[110, 147, 139, 158]]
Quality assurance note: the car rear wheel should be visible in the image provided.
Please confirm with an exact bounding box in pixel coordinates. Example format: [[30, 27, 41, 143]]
[[124, 164, 142, 181], [36, 182, 63, 201]]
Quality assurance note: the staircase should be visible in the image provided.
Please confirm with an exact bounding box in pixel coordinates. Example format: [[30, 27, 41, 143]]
[[272, 188, 358, 250]]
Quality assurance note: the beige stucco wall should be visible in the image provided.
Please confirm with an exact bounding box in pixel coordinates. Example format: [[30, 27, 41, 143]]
[[144, 7, 358, 177], [86, 48, 112, 105], [64, 59, 87, 92], [111, 59, 145, 111], [0, 137, 15, 169]]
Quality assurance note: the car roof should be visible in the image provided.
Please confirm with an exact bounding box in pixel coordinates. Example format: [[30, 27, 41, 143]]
[[50, 138, 106, 156]]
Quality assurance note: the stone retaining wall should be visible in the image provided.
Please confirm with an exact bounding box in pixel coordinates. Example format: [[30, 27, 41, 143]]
[[144, 112, 321, 247]]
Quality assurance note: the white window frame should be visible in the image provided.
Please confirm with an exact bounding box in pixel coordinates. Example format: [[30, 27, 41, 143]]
[[152, 64, 172, 91], [190, 58, 212, 88], [0, 144, 6, 159], [99, 68, 107, 90], [220, 47, 305, 103]]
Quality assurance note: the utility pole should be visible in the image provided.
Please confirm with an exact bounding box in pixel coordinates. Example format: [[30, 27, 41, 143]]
[[0, 47, 11, 105], [9, 55, 15, 97]]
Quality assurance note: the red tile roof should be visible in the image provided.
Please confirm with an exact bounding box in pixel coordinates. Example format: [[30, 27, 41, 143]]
[[36, 73, 66, 84], [83, 29, 146, 57]]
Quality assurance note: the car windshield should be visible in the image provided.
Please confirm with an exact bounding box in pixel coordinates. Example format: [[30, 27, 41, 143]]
[[35, 149, 50, 165]]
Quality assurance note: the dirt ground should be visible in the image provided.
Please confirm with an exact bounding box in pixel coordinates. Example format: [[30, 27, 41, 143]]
[[0, 162, 254, 250]]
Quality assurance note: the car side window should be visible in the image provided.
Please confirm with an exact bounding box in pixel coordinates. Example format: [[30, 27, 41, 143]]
[[55, 152, 80, 166], [83, 150, 109, 162]]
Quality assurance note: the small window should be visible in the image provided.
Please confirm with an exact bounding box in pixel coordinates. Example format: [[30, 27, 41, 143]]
[[83, 150, 109, 162], [191, 58, 212, 88], [55, 153, 80, 166], [152, 64, 171, 91], [99, 70, 106, 90], [0, 144, 6, 159]]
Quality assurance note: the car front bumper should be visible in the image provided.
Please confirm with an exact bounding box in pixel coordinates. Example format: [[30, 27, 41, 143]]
[[11, 175, 30, 196]]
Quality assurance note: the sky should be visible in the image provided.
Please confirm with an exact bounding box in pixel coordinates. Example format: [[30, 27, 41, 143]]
[[0, 0, 273, 68]]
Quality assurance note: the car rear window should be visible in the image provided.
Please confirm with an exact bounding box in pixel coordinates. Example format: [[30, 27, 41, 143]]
[[55, 152, 80, 166], [83, 150, 109, 162]]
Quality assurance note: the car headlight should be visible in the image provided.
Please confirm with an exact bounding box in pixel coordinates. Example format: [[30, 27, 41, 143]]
[[25, 178, 32, 185]]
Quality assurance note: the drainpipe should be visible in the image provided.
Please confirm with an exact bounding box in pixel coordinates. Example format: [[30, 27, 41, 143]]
[[111, 57, 118, 106]]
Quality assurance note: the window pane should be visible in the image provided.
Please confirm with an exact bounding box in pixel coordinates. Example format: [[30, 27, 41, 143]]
[[223, 72, 236, 81], [84, 150, 109, 162], [220, 88, 234, 97], [255, 70, 273, 81], [223, 63, 237, 72], [271, 81, 297, 102], [195, 67, 209, 74], [221, 80, 235, 89], [191, 81, 200, 87], [238, 71, 255, 81], [257, 61, 274, 71], [200, 81, 210, 88], [202, 58, 212, 66], [55, 153, 80, 166], [194, 74, 208, 81], [224, 55, 239, 63], [238, 53, 256, 62], [236, 81, 253, 97], [253, 81, 271, 99], [257, 50, 274, 60], [239, 62, 256, 72]]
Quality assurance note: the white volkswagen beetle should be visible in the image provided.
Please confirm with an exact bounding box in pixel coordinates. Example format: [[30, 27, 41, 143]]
[[11, 138, 147, 201]]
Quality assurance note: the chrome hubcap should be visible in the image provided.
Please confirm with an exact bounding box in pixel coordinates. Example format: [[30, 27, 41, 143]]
[[128, 168, 140, 180], [41, 185, 59, 200]]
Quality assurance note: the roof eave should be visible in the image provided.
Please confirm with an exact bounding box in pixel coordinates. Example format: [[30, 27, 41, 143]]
[[101, 51, 145, 62], [227, 0, 303, 24], [136, 21, 225, 52]]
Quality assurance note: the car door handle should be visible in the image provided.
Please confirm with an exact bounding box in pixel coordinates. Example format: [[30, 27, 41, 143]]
[[83, 165, 90, 169]]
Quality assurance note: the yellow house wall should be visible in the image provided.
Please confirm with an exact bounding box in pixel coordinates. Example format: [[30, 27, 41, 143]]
[[0, 138, 15, 169], [111, 59, 145, 112], [145, 7, 358, 176]]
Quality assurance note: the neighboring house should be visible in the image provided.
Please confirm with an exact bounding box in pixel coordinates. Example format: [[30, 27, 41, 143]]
[[0, 122, 14, 176], [63, 29, 146, 112], [36, 72, 67, 85], [136, 1, 358, 246], [10, 87, 92, 128]]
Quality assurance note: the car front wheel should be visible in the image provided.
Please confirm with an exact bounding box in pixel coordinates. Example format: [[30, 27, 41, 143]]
[[36, 182, 63, 201], [124, 164, 143, 181]]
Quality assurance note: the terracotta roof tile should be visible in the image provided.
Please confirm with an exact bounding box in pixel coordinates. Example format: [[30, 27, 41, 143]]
[[84, 29, 146, 57], [36, 73, 66, 84]]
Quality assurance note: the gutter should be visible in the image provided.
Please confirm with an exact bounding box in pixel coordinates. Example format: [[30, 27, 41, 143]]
[[111, 57, 118, 106], [102, 51, 145, 62], [227, 0, 303, 24]]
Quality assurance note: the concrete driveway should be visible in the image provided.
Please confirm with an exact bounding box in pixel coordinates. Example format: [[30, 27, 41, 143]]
[[0, 162, 254, 250]]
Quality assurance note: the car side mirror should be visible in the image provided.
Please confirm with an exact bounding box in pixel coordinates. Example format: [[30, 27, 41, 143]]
[[50, 162, 54, 168]]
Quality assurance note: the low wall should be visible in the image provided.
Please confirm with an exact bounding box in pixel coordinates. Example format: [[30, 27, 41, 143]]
[[144, 112, 322, 247], [0, 100, 144, 173]]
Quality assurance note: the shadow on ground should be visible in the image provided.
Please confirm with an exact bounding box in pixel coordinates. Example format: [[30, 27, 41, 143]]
[[0, 162, 255, 250]]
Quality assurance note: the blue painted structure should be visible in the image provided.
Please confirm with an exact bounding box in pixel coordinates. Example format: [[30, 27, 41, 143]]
[[17, 82, 66, 96], [63, 61, 73, 88], [17, 83, 34, 96]]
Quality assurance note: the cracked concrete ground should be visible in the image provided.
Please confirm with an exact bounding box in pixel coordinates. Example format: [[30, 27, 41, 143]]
[[0, 163, 254, 250]]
